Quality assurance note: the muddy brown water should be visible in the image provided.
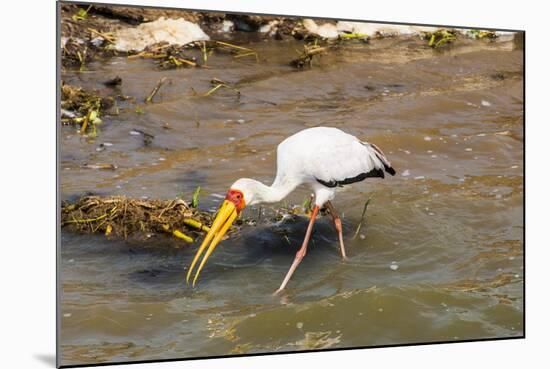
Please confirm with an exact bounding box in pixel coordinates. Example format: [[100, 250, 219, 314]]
[[59, 34, 524, 365]]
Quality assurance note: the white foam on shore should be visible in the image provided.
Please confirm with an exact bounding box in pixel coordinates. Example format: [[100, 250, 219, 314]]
[[113, 17, 210, 52]]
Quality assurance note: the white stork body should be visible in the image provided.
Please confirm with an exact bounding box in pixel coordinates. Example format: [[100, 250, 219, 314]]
[[186, 127, 395, 293], [232, 127, 395, 207]]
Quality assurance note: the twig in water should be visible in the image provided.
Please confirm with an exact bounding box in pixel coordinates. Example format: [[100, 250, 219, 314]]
[[203, 83, 223, 97], [353, 198, 372, 239], [87, 28, 116, 43], [214, 40, 253, 52], [214, 41, 259, 62], [145, 77, 167, 103], [201, 41, 208, 65], [201, 79, 241, 98]]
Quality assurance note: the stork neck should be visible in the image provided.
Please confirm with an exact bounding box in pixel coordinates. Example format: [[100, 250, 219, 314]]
[[253, 177, 297, 204]]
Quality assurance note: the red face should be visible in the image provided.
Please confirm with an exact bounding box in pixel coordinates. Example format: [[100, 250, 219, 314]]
[[225, 189, 246, 212]]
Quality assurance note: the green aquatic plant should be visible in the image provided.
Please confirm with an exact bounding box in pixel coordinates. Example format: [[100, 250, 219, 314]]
[[302, 194, 313, 214], [72, 4, 92, 21], [424, 29, 457, 48], [339, 32, 369, 41], [467, 29, 497, 39], [75, 99, 102, 136], [134, 105, 144, 114], [192, 186, 201, 208]]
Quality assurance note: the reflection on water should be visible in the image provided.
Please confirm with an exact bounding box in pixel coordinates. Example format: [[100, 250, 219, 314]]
[[60, 34, 524, 365]]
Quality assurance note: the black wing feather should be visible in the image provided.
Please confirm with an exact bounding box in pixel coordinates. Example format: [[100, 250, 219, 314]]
[[316, 142, 395, 188]]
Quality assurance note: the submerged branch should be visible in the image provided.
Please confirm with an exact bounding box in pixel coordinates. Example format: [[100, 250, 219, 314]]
[[353, 198, 371, 239]]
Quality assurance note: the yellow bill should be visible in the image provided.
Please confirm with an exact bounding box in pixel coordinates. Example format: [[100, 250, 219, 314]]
[[186, 199, 238, 286]]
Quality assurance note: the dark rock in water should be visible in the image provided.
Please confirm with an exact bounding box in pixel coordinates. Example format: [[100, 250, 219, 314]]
[[230, 18, 258, 32], [226, 15, 271, 32], [384, 83, 405, 89], [104, 76, 122, 87], [490, 72, 506, 81]]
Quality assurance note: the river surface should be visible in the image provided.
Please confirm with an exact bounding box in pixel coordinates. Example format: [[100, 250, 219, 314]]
[[59, 34, 524, 366]]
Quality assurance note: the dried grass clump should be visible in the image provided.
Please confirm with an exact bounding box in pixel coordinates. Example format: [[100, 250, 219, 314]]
[[61, 196, 214, 243]]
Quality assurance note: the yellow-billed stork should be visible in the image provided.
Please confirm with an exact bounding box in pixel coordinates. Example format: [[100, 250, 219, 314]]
[[187, 127, 395, 293]]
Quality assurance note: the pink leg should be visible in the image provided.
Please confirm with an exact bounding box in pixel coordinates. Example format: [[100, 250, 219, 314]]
[[326, 201, 348, 260], [274, 205, 320, 294]]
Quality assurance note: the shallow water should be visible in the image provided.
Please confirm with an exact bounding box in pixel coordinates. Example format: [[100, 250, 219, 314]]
[[59, 34, 524, 365]]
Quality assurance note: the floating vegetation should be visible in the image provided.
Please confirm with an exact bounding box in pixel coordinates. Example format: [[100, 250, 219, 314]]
[[442, 273, 520, 293], [423, 29, 457, 48], [295, 331, 342, 350], [290, 40, 328, 68], [213, 40, 259, 62], [127, 43, 199, 69], [126, 40, 259, 69], [466, 29, 497, 39], [454, 240, 522, 271], [60, 83, 116, 136], [61, 196, 214, 242]]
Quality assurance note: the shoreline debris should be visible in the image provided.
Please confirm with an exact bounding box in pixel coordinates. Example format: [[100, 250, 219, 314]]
[[61, 3, 516, 70]]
